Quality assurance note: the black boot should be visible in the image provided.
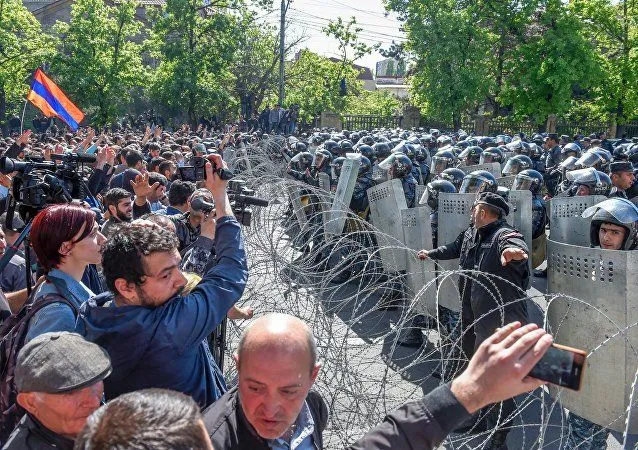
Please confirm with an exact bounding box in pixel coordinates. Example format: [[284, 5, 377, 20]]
[[397, 326, 424, 347]]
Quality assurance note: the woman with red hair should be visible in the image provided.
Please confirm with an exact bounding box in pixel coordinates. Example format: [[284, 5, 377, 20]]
[[25, 203, 106, 341]]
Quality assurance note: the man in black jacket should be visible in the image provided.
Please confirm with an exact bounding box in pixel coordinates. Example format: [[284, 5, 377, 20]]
[[417, 191, 530, 449], [204, 315, 551, 450], [204, 313, 328, 450]]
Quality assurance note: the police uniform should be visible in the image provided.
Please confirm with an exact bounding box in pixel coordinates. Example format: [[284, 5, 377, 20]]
[[402, 174, 418, 208]]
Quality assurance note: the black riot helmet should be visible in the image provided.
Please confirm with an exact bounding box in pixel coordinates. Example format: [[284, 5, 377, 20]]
[[458, 146, 483, 166], [378, 152, 413, 179], [373, 142, 392, 160], [331, 156, 346, 178], [438, 167, 466, 190], [359, 156, 372, 175], [625, 144, 638, 165], [290, 151, 313, 171], [584, 198, 638, 250], [293, 141, 308, 154], [323, 139, 339, 155], [358, 144, 375, 162], [392, 142, 415, 159], [479, 147, 504, 164], [414, 146, 428, 163], [512, 169, 544, 195], [312, 148, 332, 170], [460, 170, 498, 194], [431, 150, 457, 174], [502, 155, 533, 176], [419, 179, 457, 210], [340, 139, 354, 154]]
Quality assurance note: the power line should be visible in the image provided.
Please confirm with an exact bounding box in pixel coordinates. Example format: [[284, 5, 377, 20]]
[[286, 15, 407, 41], [288, 7, 403, 30]]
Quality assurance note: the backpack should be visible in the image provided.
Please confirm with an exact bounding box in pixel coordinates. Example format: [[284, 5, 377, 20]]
[[0, 291, 78, 444]]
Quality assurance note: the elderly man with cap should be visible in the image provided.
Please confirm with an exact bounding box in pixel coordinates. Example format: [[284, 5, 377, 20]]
[[3, 332, 111, 450], [609, 161, 636, 199], [418, 191, 530, 449]]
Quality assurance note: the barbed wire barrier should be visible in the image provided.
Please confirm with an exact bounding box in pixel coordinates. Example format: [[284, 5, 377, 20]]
[[218, 139, 638, 449]]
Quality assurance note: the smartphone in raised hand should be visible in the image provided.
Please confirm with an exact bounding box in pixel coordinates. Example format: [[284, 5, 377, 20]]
[[528, 343, 587, 391]]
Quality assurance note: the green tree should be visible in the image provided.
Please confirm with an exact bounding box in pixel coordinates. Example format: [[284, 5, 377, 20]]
[[345, 89, 401, 117], [285, 50, 361, 123], [499, 0, 600, 124], [149, 0, 239, 126], [572, 0, 638, 130], [386, 0, 495, 128], [0, 0, 52, 131], [51, 0, 145, 126]]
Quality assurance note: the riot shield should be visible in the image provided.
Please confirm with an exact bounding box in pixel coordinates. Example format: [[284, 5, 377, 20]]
[[549, 196, 607, 246], [317, 172, 333, 230], [498, 175, 516, 189], [459, 162, 502, 178], [436, 193, 476, 311], [547, 239, 638, 432], [416, 185, 426, 204], [507, 190, 533, 287], [285, 178, 308, 227], [401, 206, 437, 315], [367, 179, 409, 273], [325, 158, 360, 237]]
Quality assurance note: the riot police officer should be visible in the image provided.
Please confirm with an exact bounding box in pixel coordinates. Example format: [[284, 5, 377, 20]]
[[438, 167, 466, 191], [563, 197, 638, 450], [378, 152, 418, 207], [502, 155, 533, 177], [458, 146, 483, 166], [513, 169, 547, 270], [459, 170, 498, 194], [417, 192, 530, 449], [350, 156, 374, 219]]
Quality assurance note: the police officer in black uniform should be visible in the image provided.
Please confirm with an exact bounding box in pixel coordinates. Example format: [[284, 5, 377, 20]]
[[417, 192, 530, 449]]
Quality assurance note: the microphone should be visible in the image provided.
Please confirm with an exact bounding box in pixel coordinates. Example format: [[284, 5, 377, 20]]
[[190, 197, 215, 213]]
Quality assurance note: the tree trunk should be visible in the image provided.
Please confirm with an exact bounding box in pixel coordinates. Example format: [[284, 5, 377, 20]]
[[0, 88, 6, 136]]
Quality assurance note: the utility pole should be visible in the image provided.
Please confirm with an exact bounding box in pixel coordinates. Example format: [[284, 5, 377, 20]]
[[279, 0, 286, 105]]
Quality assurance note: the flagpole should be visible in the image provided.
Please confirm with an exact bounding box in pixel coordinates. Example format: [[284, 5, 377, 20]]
[[19, 98, 27, 135]]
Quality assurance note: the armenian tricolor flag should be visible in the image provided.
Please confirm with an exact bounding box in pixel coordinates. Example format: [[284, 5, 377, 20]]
[[26, 69, 84, 131]]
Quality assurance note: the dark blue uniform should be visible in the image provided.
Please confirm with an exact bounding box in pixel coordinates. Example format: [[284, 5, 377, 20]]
[[402, 175, 418, 208]]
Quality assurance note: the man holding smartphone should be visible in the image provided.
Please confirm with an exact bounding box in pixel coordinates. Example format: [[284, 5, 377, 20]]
[[417, 191, 530, 449]]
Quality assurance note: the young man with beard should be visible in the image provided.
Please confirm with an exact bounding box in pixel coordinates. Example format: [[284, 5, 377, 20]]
[[76, 155, 248, 408]]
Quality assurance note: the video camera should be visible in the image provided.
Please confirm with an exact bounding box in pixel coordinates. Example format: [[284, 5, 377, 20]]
[[190, 178, 269, 227], [0, 152, 96, 226], [177, 155, 235, 183]]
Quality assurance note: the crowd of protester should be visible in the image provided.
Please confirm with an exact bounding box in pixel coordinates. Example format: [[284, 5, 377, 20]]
[[0, 121, 635, 449]]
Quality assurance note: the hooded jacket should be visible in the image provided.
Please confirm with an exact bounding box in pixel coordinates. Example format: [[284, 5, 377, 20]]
[[76, 216, 248, 408]]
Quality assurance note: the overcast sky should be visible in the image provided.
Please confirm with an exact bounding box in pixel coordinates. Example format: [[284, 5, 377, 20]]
[[259, 0, 407, 74]]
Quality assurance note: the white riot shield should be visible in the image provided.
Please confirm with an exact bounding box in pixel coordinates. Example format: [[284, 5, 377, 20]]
[[547, 239, 638, 432], [222, 147, 236, 164], [436, 193, 476, 311], [507, 190, 533, 287], [367, 179, 409, 273], [459, 162, 502, 178], [549, 196, 607, 246], [317, 173, 333, 230], [416, 185, 426, 204], [498, 175, 516, 189], [285, 178, 308, 226], [325, 158, 360, 236], [401, 207, 437, 315]]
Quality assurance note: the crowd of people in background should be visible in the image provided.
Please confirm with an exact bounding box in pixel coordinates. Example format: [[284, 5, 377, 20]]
[[0, 120, 635, 449]]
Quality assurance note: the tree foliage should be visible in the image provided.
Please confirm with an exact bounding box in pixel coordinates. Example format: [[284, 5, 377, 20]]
[[0, 0, 52, 129], [50, 0, 145, 126]]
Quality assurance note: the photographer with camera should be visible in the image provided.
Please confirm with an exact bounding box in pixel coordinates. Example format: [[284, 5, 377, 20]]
[[77, 154, 248, 408]]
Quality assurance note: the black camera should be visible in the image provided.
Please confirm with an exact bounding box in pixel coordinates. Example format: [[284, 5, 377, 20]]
[[0, 152, 95, 225], [177, 156, 235, 182]]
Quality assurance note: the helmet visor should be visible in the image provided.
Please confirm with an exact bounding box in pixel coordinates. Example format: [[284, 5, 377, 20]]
[[576, 151, 602, 168], [460, 176, 488, 193], [432, 156, 450, 174], [502, 159, 524, 176], [582, 198, 638, 224], [512, 174, 535, 191]]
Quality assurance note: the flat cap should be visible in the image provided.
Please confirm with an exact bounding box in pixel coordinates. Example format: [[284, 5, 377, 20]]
[[15, 332, 111, 394], [475, 191, 510, 217], [610, 161, 634, 173]]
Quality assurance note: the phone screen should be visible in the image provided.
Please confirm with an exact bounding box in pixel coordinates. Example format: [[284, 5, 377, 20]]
[[528, 345, 584, 390]]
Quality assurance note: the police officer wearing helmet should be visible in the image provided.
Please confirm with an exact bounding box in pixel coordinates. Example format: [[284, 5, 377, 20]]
[[502, 155, 533, 177], [562, 197, 638, 450], [350, 156, 374, 219], [563, 168, 613, 197], [438, 167, 466, 191], [458, 146, 483, 166], [431, 150, 457, 175], [513, 169, 548, 270], [459, 170, 498, 194], [480, 147, 504, 165], [417, 192, 529, 449], [561, 142, 581, 161], [378, 152, 418, 207]]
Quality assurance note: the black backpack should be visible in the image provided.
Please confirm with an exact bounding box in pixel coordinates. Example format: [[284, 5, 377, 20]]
[[0, 291, 78, 444]]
